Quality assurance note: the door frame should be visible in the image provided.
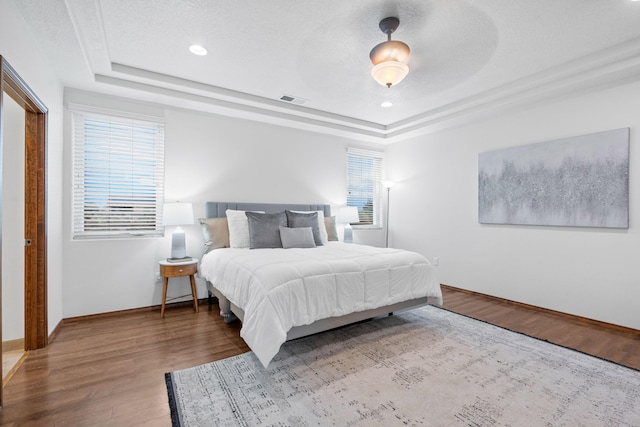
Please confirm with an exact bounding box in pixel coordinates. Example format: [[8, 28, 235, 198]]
[[0, 55, 48, 406]]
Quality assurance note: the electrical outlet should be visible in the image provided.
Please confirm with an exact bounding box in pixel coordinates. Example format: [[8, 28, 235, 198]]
[[155, 273, 162, 282], [433, 257, 439, 267]]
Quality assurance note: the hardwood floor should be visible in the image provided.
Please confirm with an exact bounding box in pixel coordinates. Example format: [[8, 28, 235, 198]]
[[441, 285, 640, 370], [0, 302, 250, 427], [2, 350, 26, 387], [1, 287, 638, 426]]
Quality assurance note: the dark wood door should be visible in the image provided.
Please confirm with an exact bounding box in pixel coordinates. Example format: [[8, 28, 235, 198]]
[[0, 56, 48, 407]]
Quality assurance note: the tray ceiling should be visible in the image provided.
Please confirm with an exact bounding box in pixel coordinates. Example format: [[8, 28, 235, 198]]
[[13, 0, 640, 143]]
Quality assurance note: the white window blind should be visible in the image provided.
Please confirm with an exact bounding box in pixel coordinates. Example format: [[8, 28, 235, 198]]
[[346, 147, 384, 226], [72, 109, 165, 239]]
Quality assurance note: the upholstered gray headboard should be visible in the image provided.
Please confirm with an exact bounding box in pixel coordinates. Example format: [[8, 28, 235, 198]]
[[205, 202, 331, 218]]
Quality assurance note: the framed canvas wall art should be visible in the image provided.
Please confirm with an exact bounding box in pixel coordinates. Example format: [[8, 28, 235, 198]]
[[478, 128, 629, 228]]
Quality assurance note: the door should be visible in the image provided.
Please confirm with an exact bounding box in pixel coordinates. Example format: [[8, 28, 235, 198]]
[[0, 56, 48, 407], [2, 93, 26, 380]]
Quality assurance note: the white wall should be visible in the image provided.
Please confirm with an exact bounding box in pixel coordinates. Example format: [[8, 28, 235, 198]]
[[2, 95, 25, 342], [0, 0, 65, 336], [386, 80, 640, 330], [62, 91, 382, 317]]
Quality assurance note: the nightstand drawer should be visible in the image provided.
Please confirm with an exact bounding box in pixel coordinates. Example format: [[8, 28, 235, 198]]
[[160, 262, 197, 277]]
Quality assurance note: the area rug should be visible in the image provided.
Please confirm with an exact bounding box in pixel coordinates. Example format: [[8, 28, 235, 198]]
[[165, 305, 640, 426]]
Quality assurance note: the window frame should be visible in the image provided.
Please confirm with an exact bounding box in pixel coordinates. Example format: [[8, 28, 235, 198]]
[[346, 147, 384, 228], [70, 105, 166, 240]]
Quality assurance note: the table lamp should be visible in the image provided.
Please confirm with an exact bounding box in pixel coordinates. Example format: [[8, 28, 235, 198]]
[[163, 202, 194, 260], [337, 206, 360, 243]]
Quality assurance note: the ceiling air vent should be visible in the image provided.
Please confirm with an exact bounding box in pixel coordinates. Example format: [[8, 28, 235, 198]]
[[279, 94, 308, 105]]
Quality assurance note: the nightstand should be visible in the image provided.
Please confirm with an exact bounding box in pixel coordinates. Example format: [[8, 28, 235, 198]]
[[159, 259, 199, 318]]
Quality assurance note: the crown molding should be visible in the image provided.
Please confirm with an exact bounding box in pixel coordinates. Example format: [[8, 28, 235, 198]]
[[385, 36, 640, 139], [109, 63, 385, 133], [94, 74, 387, 142], [93, 36, 640, 144], [63, 0, 640, 144]]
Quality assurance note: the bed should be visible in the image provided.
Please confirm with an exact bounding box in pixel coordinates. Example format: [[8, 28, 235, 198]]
[[199, 201, 442, 367]]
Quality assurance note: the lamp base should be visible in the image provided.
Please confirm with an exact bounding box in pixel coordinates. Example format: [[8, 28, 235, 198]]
[[171, 227, 187, 259], [343, 224, 354, 244], [166, 256, 193, 263]]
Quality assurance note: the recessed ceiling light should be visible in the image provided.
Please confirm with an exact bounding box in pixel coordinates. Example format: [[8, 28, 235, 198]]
[[189, 45, 207, 56], [381, 101, 393, 108]]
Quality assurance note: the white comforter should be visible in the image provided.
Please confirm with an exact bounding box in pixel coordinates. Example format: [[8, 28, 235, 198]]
[[200, 242, 442, 367]]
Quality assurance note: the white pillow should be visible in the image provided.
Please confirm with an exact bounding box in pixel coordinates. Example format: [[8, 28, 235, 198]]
[[291, 210, 328, 243], [226, 209, 264, 248]]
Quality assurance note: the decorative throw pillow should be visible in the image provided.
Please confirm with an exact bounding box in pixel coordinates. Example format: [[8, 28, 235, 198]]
[[290, 210, 328, 243], [198, 217, 230, 254], [285, 210, 323, 246], [279, 226, 316, 249], [226, 209, 264, 248], [324, 216, 339, 241], [246, 211, 287, 249]]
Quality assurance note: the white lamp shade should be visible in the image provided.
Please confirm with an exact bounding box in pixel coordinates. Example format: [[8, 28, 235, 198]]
[[337, 206, 360, 224], [371, 61, 409, 88], [162, 202, 194, 226], [383, 180, 395, 189]]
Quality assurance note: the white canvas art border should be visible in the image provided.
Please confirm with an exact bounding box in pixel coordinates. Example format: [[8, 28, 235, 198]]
[[478, 128, 629, 228]]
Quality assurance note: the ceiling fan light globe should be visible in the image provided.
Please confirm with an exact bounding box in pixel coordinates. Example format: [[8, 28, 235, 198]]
[[369, 40, 411, 65], [371, 61, 409, 88]]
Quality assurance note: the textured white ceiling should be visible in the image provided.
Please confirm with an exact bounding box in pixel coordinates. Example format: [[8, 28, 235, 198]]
[[12, 0, 640, 142]]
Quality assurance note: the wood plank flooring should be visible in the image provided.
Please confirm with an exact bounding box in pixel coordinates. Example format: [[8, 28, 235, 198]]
[[2, 350, 26, 388], [1, 287, 638, 426], [0, 303, 250, 427], [441, 285, 640, 370]]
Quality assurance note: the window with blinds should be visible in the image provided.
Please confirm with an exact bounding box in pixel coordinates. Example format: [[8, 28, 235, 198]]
[[346, 147, 384, 226], [71, 109, 165, 239]]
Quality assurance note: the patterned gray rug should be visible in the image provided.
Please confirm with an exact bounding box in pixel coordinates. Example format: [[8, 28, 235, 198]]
[[165, 305, 640, 426]]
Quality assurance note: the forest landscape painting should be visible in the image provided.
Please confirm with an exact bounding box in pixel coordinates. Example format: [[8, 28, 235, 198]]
[[478, 128, 629, 228]]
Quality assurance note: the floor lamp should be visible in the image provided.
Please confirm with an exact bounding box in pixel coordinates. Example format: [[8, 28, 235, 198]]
[[383, 181, 394, 248]]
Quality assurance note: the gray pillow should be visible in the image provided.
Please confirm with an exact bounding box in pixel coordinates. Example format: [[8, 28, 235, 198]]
[[324, 216, 339, 241], [198, 217, 230, 253], [279, 226, 316, 249], [246, 211, 287, 249], [285, 210, 323, 246]]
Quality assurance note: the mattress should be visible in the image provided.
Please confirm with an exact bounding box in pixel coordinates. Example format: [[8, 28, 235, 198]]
[[200, 242, 442, 367]]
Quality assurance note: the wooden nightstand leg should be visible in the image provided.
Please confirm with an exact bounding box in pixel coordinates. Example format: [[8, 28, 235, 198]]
[[189, 274, 199, 313], [161, 277, 169, 318]]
